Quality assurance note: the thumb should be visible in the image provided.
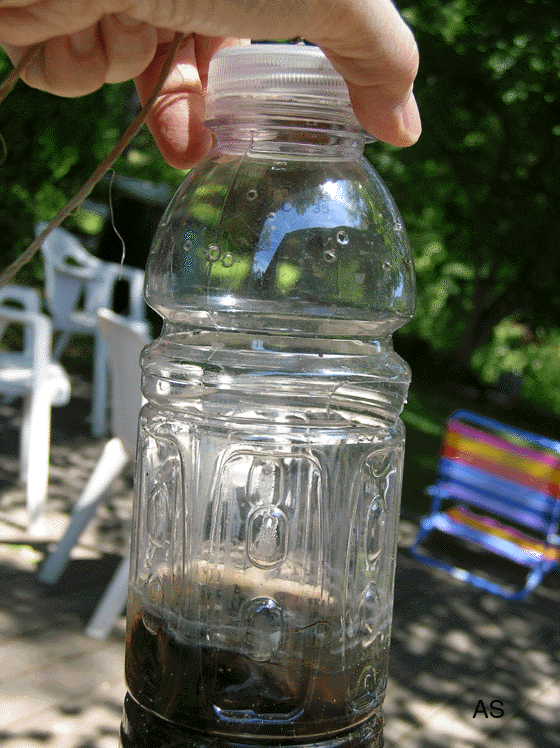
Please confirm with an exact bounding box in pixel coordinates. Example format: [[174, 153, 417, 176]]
[[312, 0, 421, 146], [345, 79, 421, 148]]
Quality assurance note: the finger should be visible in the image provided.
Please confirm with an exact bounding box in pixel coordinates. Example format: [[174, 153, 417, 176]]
[[194, 35, 250, 95], [100, 14, 158, 84], [3, 15, 159, 95], [0, 1, 113, 46], [134, 35, 247, 169], [134, 34, 209, 170], [310, 0, 421, 146], [324, 49, 421, 147], [322, 47, 421, 147], [352, 86, 421, 148], [20, 26, 110, 96]]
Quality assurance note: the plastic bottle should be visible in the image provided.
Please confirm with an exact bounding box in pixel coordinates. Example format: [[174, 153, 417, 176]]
[[120, 43, 416, 748]]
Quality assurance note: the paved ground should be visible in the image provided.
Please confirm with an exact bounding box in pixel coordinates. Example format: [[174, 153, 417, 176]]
[[0, 374, 559, 748]]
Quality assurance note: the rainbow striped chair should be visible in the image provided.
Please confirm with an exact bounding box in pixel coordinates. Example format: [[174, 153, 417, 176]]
[[410, 410, 560, 600]]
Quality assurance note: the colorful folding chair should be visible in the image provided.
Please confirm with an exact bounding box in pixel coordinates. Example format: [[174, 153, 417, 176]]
[[410, 409, 560, 600]]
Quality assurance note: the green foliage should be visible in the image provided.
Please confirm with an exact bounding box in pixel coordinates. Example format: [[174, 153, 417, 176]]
[[471, 318, 529, 383], [523, 330, 560, 412], [470, 320, 560, 412], [0, 50, 185, 283], [368, 0, 560, 359], [366, 0, 560, 409]]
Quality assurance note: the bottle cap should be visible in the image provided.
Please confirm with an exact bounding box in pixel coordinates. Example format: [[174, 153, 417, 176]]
[[206, 43, 355, 113]]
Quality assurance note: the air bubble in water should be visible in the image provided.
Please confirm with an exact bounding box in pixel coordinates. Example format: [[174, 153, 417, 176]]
[[337, 230, 349, 245], [324, 249, 337, 263], [205, 244, 221, 262], [246, 189, 258, 202], [382, 261, 391, 271], [365, 670, 376, 694], [221, 253, 234, 268]]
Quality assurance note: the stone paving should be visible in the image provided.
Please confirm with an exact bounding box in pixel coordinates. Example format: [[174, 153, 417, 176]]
[[0, 374, 559, 748]]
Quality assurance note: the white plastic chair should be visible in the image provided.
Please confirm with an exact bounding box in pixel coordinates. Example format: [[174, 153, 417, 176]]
[[0, 284, 41, 347], [36, 223, 146, 437], [39, 308, 150, 639], [0, 285, 71, 534]]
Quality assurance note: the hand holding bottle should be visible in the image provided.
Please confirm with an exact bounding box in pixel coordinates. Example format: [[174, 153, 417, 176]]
[[0, 0, 420, 166]]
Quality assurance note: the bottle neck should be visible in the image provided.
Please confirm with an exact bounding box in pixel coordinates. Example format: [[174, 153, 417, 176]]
[[205, 99, 369, 158]]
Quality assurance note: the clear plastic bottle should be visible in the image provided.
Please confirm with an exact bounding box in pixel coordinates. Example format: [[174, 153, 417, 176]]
[[120, 44, 416, 748]]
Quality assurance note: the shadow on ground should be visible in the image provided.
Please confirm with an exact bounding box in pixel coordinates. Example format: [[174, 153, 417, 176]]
[[387, 522, 560, 748]]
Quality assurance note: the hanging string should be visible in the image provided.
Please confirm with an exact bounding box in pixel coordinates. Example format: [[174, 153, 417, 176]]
[[107, 168, 127, 269], [0, 31, 185, 289]]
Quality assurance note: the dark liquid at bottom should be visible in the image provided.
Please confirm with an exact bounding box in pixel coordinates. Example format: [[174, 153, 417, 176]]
[[120, 693, 383, 748], [121, 611, 384, 748]]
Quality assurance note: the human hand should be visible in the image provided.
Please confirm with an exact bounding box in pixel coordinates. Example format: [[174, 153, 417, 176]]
[[0, 0, 420, 168]]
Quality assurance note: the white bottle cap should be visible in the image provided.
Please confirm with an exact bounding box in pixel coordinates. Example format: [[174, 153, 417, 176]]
[[206, 43, 355, 114]]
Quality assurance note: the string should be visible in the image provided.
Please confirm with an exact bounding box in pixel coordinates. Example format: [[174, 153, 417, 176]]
[[0, 32, 185, 289], [107, 168, 127, 270]]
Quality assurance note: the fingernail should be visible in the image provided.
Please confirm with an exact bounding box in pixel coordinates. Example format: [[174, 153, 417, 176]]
[[400, 92, 422, 141], [69, 27, 97, 58], [113, 12, 144, 29]]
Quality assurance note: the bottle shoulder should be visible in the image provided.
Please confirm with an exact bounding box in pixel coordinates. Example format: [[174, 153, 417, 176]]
[[146, 150, 416, 332]]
